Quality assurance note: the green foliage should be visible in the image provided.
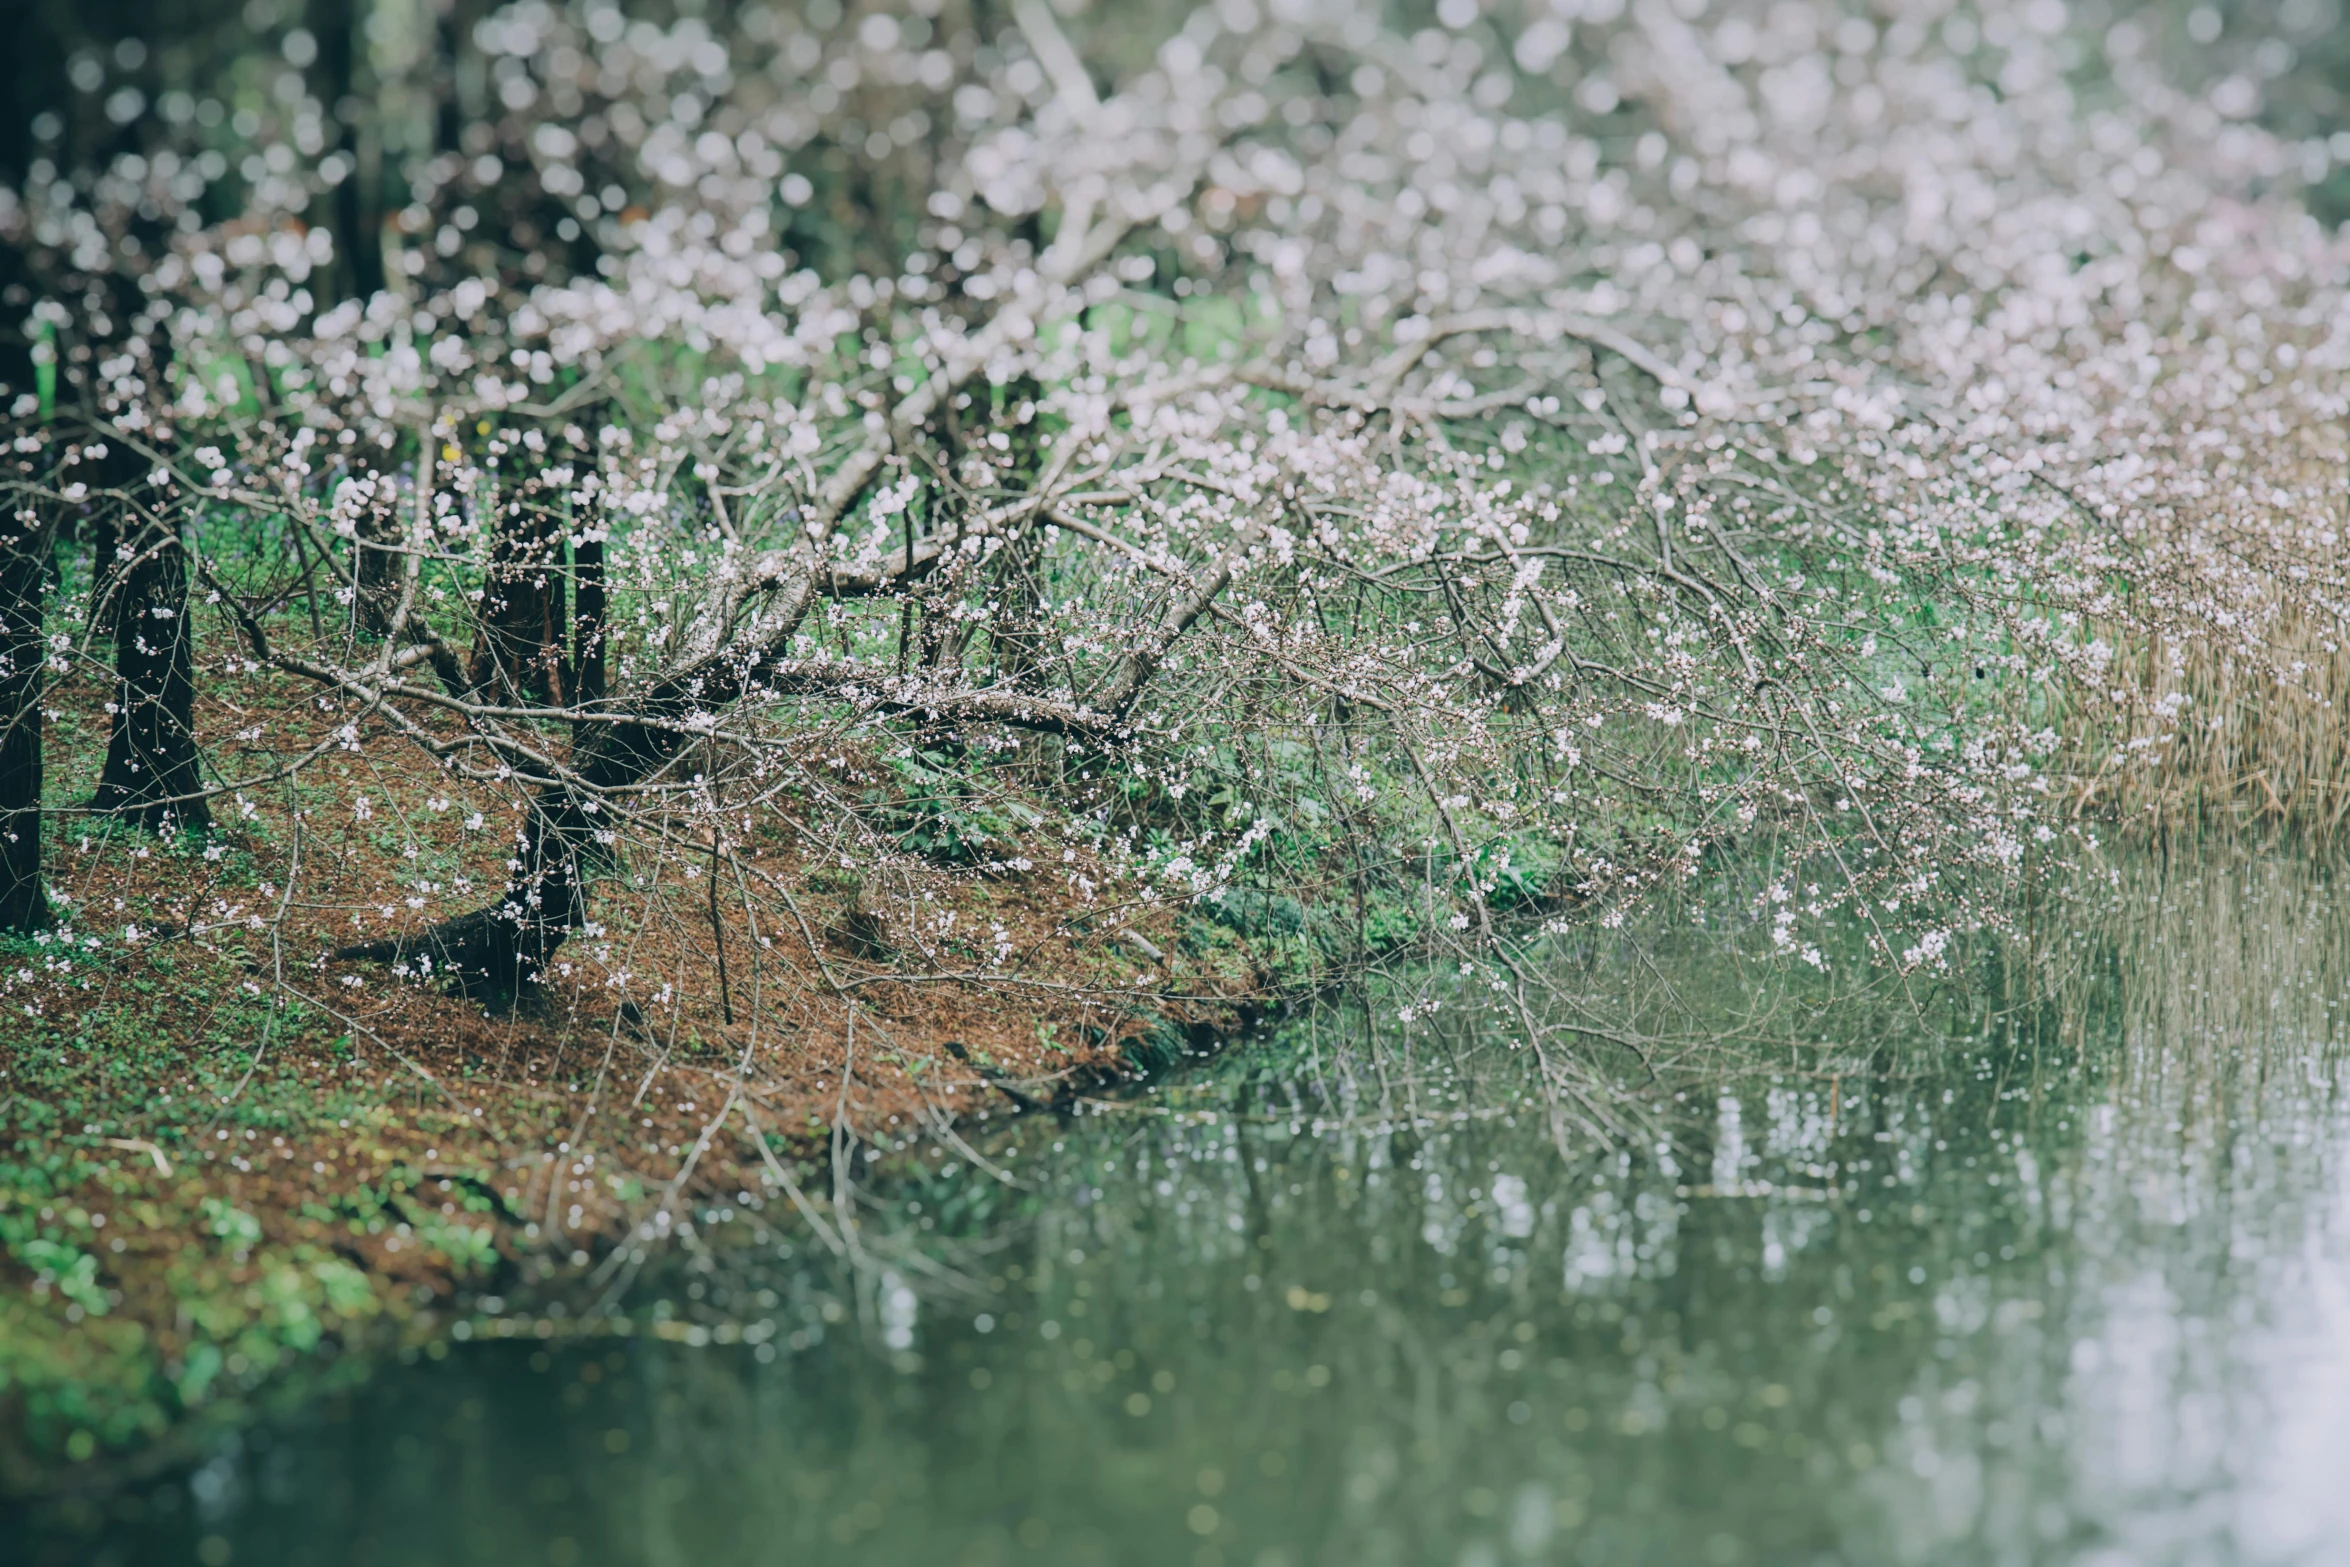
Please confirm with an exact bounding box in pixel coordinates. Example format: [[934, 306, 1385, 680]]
[[407, 1212, 500, 1278], [199, 1196, 262, 1251], [868, 748, 1042, 865], [16, 1236, 106, 1316], [1209, 888, 1306, 938]]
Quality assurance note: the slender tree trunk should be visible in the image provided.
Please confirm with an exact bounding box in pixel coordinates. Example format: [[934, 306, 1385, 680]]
[[349, 449, 421, 638], [567, 417, 609, 711], [572, 530, 606, 708], [469, 501, 568, 705], [915, 560, 973, 672], [318, 0, 385, 301], [435, 0, 488, 157], [0, 508, 53, 931], [92, 515, 211, 833]]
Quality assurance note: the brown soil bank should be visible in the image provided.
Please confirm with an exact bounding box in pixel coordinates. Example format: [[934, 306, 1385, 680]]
[[0, 729, 1266, 1490]]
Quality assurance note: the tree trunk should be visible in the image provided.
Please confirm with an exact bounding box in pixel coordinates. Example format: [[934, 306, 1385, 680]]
[[337, 685, 703, 998], [317, 0, 385, 301], [0, 508, 52, 931], [92, 516, 211, 834], [468, 500, 569, 705], [338, 549, 833, 996], [352, 458, 403, 626], [572, 530, 606, 708], [342, 515, 1149, 999]]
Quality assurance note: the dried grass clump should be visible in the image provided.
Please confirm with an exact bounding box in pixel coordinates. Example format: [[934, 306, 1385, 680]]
[[2042, 430, 2350, 834], [2066, 607, 2350, 833]]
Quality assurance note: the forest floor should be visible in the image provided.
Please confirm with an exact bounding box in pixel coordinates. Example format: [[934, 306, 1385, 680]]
[[0, 674, 1267, 1486]]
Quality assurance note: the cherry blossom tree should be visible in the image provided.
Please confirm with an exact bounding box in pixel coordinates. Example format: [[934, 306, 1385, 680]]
[[0, 0, 2342, 1132]]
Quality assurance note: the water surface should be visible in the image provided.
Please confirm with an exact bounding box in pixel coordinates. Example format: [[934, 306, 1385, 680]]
[[20, 854, 2350, 1567]]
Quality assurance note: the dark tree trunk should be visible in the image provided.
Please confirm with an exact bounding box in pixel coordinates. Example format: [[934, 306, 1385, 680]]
[[352, 457, 406, 634], [565, 416, 609, 712], [0, 508, 53, 931], [317, 0, 384, 301], [468, 501, 569, 706], [92, 516, 211, 833], [572, 530, 606, 708], [338, 681, 709, 998], [435, 0, 488, 157]]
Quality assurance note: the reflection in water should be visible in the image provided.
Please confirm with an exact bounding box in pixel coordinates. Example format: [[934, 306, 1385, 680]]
[[19, 853, 2350, 1567]]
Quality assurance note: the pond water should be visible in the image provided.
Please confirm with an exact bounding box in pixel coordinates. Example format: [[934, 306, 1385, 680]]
[[19, 853, 2350, 1567]]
